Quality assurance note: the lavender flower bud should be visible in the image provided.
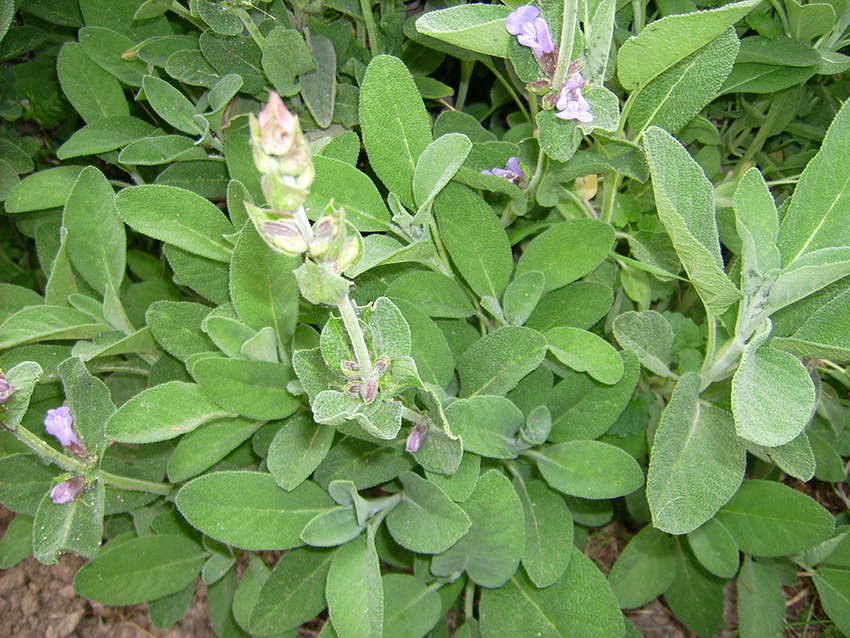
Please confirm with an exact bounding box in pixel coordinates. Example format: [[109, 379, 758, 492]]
[[44, 407, 82, 449], [481, 156, 524, 186], [372, 356, 390, 378], [334, 230, 363, 274], [50, 476, 86, 504], [244, 203, 309, 257], [0, 370, 13, 405], [340, 360, 361, 378], [361, 375, 378, 405], [309, 210, 342, 259], [345, 383, 362, 398], [405, 421, 428, 453]]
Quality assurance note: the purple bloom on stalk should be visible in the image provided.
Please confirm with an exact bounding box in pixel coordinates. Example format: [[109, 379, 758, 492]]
[[505, 5, 556, 61], [44, 407, 81, 448], [555, 73, 593, 123], [50, 476, 86, 505], [405, 421, 428, 453], [0, 370, 13, 404], [482, 156, 524, 186]]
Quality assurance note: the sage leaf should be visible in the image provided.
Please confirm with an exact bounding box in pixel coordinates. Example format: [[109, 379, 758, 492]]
[[33, 481, 105, 564], [613, 310, 674, 377], [176, 471, 334, 550], [479, 549, 624, 638], [268, 414, 336, 491], [647, 373, 746, 535], [608, 524, 675, 609], [431, 470, 524, 588], [644, 127, 740, 312], [360, 55, 432, 209], [458, 326, 547, 398], [533, 441, 645, 500], [386, 472, 471, 554], [327, 534, 383, 638], [415, 4, 512, 58], [445, 395, 524, 459], [73, 535, 205, 605], [545, 327, 624, 385], [737, 555, 785, 638]]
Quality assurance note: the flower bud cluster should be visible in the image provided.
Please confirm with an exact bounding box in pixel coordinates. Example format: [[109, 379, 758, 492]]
[[250, 91, 315, 212], [0, 369, 13, 405], [343, 355, 391, 405]]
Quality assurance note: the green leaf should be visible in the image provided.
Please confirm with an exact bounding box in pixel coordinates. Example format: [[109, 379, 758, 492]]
[[390, 298, 455, 388], [811, 567, 850, 636], [176, 472, 333, 550], [435, 183, 513, 299], [57, 41, 128, 123], [613, 310, 674, 377], [534, 441, 644, 500], [4, 166, 86, 213], [547, 349, 640, 442], [192, 358, 300, 421], [716, 480, 835, 556], [167, 416, 264, 483], [386, 272, 475, 319], [526, 281, 614, 333], [431, 470, 524, 588], [737, 555, 785, 638], [268, 414, 336, 491], [79, 26, 147, 86], [0, 513, 34, 569], [314, 437, 415, 490], [199, 31, 264, 94], [33, 481, 104, 564], [163, 244, 230, 306], [768, 247, 850, 312], [118, 134, 198, 165], [166, 48, 221, 88], [732, 327, 815, 447], [413, 133, 472, 214], [63, 166, 125, 294], [479, 549, 624, 638], [327, 534, 383, 638], [664, 539, 725, 636], [772, 286, 850, 363], [687, 518, 739, 579], [743, 432, 816, 481], [643, 127, 740, 312], [73, 535, 205, 605], [0, 454, 57, 516], [304, 156, 393, 233], [415, 5, 512, 58], [734, 167, 781, 291], [262, 26, 314, 97], [516, 219, 614, 293], [513, 477, 573, 588], [249, 547, 335, 635], [777, 97, 850, 267], [105, 381, 234, 443], [608, 524, 675, 609], [146, 300, 216, 361], [301, 34, 336, 129], [387, 472, 471, 553], [458, 326, 547, 398], [647, 372, 746, 535], [618, 0, 760, 90], [382, 574, 441, 638], [503, 271, 545, 327], [0, 306, 107, 349], [360, 55, 432, 209], [628, 28, 739, 135], [545, 327, 624, 385], [115, 185, 233, 262], [425, 452, 481, 503], [56, 116, 156, 160], [57, 357, 114, 461], [445, 395, 524, 459]]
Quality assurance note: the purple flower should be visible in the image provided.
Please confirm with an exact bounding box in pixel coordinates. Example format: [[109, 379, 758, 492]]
[[506, 5, 556, 61], [44, 406, 82, 448], [50, 477, 86, 504], [482, 157, 524, 186], [0, 371, 13, 404], [405, 421, 428, 453], [555, 73, 593, 123]]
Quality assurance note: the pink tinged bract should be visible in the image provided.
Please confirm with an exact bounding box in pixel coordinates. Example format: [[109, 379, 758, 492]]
[[555, 73, 593, 123], [44, 406, 82, 448]]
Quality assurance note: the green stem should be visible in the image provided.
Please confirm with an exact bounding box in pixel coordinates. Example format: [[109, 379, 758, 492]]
[[600, 171, 620, 223], [464, 576, 476, 624], [162, 0, 206, 30], [484, 61, 531, 124], [235, 7, 265, 48], [95, 470, 173, 495], [358, 0, 380, 57], [526, 145, 548, 193], [336, 292, 373, 379], [631, 0, 645, 35], [456, 61, 474, 111], [401, 406, 422, 422], [552, 0, 578, 89]]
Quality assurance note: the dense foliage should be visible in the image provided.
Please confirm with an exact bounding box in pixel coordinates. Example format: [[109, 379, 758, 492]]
[[1, 0, 850, 636]]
